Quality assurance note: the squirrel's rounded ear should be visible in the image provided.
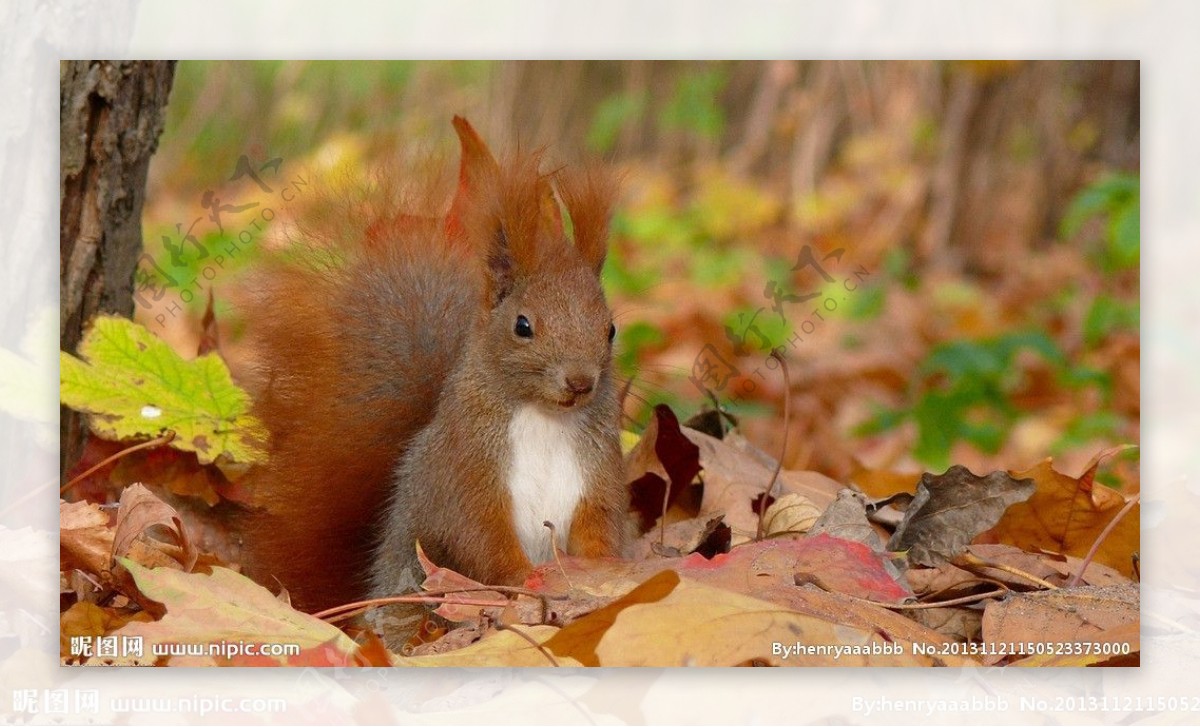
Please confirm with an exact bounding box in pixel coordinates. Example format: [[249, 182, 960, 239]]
[[556, 166, 618, 276]]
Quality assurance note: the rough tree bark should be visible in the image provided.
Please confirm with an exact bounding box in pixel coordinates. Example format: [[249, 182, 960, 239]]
[[59, 60, 176, 475]]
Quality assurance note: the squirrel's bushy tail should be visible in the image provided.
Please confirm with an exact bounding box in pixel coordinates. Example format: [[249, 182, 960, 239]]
[[235, 119, 497, 611]]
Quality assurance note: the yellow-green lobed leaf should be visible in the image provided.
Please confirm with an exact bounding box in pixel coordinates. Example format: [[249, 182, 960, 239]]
[[60, 315, 266, 465]]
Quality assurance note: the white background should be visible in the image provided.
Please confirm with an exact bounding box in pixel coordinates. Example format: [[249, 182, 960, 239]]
[[1, 1, 1194, 724]]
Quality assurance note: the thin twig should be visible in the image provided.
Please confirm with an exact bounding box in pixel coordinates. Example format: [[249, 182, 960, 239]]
[[544, 520, 574, 592], [849, 588, 1009, 611], [1068, 493, 1140, 588], [756, 351, 791, 541], [495, 622, 560, 667], [316, 594, 512, 623], [313, 586, 563, 623], [919, 576, 1009, 602], [59, 431, 178, 495], [658, 468, 671, 550], [958, 552, 1059, 590]]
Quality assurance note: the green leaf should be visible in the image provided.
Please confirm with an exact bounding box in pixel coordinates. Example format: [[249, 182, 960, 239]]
[[60, 315, 266, 465], [587, 92, 646, 154], [1083, 295, 1139, 347], [1107, 204, 1140, 270], [1059, 173, 1138, 240], [659, 68, 728, 139]]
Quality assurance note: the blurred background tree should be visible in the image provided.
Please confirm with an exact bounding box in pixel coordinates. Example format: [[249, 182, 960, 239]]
[[139, 60, 1139, 485]]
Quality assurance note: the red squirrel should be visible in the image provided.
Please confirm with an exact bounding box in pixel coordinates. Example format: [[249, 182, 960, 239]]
[[236, 118, 627, 641]]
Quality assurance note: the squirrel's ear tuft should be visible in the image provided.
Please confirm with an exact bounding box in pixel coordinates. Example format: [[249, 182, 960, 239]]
[[556, 166, 618, 276], [446, 116, 500, 246], [456, 148, 547, 307]]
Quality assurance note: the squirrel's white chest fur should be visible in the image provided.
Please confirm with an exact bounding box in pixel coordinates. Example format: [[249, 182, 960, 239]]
[[506, 405, 586, 564]]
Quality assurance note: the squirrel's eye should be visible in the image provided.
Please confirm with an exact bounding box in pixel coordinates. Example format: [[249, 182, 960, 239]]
[[514, 315, 534, 339], [608, 323, 616, 343]]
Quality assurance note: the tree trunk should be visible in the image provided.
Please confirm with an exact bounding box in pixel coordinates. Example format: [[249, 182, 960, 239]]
[[59, 60, 176, 475]]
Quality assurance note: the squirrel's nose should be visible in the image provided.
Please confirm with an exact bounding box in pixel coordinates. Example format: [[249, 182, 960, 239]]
[[564, 374, 595, 395]]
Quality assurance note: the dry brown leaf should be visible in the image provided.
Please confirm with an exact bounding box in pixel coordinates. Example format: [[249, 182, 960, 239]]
[[762, 493, 821, 537], [981, 583, 1139, 665], [60, 500, 115, 577], [809, 489, 885, 549], [59, 601, 154, 663], [415, 543, 512, 623], [961, 543, 1130, 589], [905, 562, 982, 598], [681, 428, 842, 544], [888, 466, 1035, 566], [630, 514, 729, 559], [989, 452, 1139, 577], [112, 483, 197, 571], [909, 606, 982, 644], [111, 447, 226, 507], [1008, 622, 1139, 667]]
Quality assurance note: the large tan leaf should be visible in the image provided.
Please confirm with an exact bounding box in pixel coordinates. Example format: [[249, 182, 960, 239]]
[[396, 625, 579, 667], [544, 570, 970, 667], [112, 561, 358, 666]]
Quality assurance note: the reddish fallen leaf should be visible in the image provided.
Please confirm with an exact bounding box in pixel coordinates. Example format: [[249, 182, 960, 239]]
[[626, 405, 702, 531], [197, 288, 220, 356], [534, 534, 911, 605]]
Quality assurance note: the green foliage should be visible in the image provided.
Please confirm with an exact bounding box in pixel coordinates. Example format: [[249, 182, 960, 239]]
[[857, 330, 1107, 470], [845, 283, 886, 321], [691, 246, 755, 287], [659, 68, 727, 139], [1054, 412, 1124, 456], [612, 208, 697, 251], [615, 321, 666, 378], [1060, 173, 1139, 273], [588, 92, 646, 154], [1083, 294, 1139, 348], [60, 316, 266, 465], [601, 236, 659, 297], [883, 248, 919, 291], [723, 307, 792, 353], [140, 227, 265, 315]]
